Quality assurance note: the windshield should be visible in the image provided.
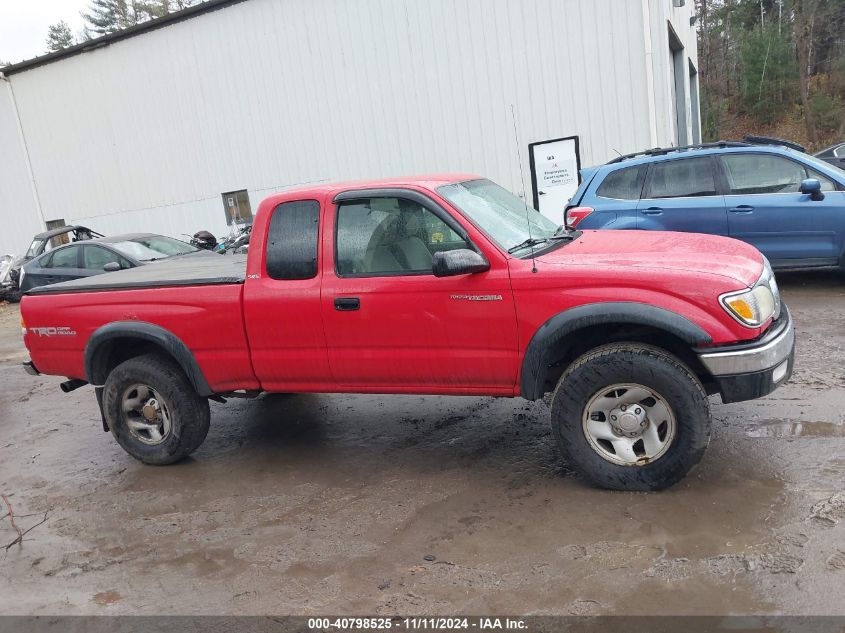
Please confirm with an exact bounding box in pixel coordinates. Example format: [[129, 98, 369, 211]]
[[111, 235, 199, 261], [25, 239, 46, 258], [437, 179, 560, 254]]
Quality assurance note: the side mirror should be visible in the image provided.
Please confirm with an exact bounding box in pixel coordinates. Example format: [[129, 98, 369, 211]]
[[800, 178, 825, 201], [432, 249, 490, 277], [103, 262, 121, 272]]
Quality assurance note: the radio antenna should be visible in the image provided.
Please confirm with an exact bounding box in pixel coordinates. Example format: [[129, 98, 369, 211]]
[[511, 104, 537, 273]]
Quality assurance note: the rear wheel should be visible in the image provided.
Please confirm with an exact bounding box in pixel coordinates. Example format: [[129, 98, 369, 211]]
[[103, 353, 210, 464], [550, 343, 711, 491]]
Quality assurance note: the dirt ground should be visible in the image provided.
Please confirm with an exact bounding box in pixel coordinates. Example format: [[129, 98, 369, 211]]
[[0, 270, 844, 616]]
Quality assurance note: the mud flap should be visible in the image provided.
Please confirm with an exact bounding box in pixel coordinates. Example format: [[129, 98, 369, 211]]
[[95, 387, 108, 432]]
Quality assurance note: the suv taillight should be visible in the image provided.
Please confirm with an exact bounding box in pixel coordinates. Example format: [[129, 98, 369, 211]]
[[566, 206, 594, 228]]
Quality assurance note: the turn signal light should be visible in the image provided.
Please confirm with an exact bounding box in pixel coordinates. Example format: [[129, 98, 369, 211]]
[[566, 207, 594, 228], [725, 297, 755, 321]]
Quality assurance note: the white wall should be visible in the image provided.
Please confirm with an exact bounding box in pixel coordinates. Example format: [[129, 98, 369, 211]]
[[0, 79, 43, 256], [1, 0, 698, 244], [645, 0, 700, 147]]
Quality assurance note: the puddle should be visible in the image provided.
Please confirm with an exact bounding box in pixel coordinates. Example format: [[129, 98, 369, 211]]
[[746, 420, 845, 438]]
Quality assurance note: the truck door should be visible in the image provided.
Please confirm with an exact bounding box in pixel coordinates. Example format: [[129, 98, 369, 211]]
[[320, 191, 519, 393], [243, 198, 331, 392]]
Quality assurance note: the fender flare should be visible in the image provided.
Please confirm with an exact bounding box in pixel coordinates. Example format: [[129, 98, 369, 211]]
[[84, 321, 213, 396], [520, 302, 712, 400]]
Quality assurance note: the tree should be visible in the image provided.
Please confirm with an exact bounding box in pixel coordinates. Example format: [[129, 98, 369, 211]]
[[46, 21, 75, 52], [81, 0, 142, 36], [81, 0, 201, 35], [695, 0, 844, 147]]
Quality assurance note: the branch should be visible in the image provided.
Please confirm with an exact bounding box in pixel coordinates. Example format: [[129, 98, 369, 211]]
[[4, 512, 49, 551], [1, 494, 23, 542]]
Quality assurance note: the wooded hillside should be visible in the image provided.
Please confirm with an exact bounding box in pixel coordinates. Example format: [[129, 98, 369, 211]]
[[697, 0, 845, 150]]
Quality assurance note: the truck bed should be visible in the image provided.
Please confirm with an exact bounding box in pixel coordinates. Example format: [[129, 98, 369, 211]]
[[27, 254, 247, 295]]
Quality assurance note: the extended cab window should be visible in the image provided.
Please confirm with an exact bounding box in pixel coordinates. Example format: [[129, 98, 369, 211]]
[[596, 165, 645, 200], [645, 157, 718, 198], [266, 200, 320, 280], [335, 197, 468, 276], [722, 154, 836, 194]]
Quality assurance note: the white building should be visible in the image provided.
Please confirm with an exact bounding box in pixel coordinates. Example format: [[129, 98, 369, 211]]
[[0, 0, 700, 256]]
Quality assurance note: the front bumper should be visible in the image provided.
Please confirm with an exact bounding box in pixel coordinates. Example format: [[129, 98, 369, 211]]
[[697, 305, 795, 404]]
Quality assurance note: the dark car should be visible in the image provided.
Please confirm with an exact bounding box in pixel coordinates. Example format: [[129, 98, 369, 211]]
[[20, 233, 212, 292], [814, 142, 845, 170], [2, 226, 103, 301]]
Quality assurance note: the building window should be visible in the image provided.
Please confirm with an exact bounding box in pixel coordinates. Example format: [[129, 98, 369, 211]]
[[221, 189, 253, 226]]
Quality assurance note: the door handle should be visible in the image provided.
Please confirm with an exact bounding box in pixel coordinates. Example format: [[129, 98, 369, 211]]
[[538, 191, 546, 196], [729, 205, 754, 214], [641, 207, 663, 215], [334, 297, 360, 311]]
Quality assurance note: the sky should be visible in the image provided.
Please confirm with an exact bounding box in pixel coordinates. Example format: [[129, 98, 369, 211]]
[[0, 0, 90, 64]]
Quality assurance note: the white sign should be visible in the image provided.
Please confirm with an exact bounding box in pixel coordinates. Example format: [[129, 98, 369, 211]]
[[530, 137, 581, 223]]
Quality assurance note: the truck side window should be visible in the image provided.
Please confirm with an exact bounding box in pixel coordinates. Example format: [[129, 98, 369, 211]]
[[266, 200, 320, 280], [335, 197, 468, 277]]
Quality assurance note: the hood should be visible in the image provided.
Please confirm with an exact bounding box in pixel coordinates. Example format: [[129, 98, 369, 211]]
[[538, 230, 763, 287]]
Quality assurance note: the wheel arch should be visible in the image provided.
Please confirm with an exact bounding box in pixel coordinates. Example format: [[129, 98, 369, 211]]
[[520, 302, 713, 400], [84, 321, 213, 396]]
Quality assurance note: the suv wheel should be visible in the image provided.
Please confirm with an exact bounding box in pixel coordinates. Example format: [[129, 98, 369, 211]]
[[103, 353, 210, 465], [551, 343, 711, 491]]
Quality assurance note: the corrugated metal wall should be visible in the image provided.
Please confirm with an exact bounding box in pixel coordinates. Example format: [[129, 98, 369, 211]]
[[1, 0, 697, 247]]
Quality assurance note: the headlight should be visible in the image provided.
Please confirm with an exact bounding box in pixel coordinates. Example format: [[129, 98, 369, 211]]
[[720, 258, 780, 327]]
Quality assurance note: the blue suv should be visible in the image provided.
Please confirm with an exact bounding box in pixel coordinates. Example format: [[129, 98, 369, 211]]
[[566, 140, 845, 271]]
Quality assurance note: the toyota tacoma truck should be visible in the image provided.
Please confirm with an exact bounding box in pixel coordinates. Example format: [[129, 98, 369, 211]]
[[20, 175, 795, 491]]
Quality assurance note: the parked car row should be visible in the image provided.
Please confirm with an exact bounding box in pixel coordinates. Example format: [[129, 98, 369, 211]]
[[12, 136, 840, 490], [566, 137, 845, 272], [22, 172, 795, 491], [2, 224, 252, 298], [18, 233, 215, 292]]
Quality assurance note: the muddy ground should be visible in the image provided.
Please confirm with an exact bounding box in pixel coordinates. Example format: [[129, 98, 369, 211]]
[[0, 271, 844, 616]]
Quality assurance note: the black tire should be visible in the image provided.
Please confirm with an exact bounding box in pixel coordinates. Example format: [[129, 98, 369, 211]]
[[4, 290, 22, 303], [103, 353, 210, 465], [550, 343, 711, 491]]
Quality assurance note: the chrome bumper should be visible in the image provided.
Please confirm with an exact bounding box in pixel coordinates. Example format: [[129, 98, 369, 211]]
[[698, 306, 794, 377]]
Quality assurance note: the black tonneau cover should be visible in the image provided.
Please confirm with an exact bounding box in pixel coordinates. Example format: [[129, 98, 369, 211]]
[[27, 255, 247, 295]]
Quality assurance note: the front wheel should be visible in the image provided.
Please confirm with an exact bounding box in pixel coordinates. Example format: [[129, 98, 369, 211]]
[[551, 343, 711, 491], [103, 353, 210, 465]]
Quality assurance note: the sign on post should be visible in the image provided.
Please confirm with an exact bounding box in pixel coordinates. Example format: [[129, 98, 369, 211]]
[[529, 136, 581, 223]]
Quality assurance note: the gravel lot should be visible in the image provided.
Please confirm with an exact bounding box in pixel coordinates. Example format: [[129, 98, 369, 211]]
[[0, 270, 844, 616]]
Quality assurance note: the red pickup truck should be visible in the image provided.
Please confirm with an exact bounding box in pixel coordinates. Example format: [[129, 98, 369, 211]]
[[20, 175, 795, 491]]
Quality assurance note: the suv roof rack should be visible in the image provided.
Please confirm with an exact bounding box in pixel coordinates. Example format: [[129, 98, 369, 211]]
[[742, 135, 806, 153], [606, 136, 807, 165], [606, 141, 750, 164]]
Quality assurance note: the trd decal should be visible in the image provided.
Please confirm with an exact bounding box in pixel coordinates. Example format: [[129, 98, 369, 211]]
[[29, 326, 77, 337]]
